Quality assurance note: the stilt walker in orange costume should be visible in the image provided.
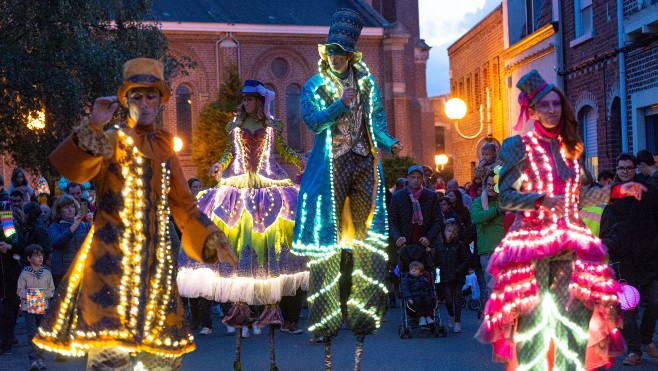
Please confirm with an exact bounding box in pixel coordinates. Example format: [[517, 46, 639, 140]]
[[34, 58, 238, 371]]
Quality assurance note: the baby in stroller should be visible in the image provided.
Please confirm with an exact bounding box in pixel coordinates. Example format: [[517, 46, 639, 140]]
[[396, 245, 446, 338], [401, 261, 435, 326]]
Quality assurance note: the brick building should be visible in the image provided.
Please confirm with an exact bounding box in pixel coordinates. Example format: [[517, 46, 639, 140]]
[[443, 0, 658, 184], [151, 0, 435, 178], [621, 0, 658, 155], [561, 0, 623, 177], [442, 1, 559, 185], [442, 5, 504, 184]]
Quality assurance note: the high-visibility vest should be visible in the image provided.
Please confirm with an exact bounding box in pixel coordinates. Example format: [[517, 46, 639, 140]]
[[579, 203, 607, 236]]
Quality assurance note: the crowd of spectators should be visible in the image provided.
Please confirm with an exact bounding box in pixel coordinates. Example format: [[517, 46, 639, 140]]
[[2, 145, 658, 366]]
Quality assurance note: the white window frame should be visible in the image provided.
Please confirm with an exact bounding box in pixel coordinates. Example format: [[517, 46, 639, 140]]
[[574, 0, 593, 38]]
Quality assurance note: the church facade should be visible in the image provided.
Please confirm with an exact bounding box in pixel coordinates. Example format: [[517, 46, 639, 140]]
[[152, 0, 435, 178]]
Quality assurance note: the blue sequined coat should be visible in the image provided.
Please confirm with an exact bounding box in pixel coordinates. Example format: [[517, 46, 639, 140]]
[[292, 60, 398, 256]]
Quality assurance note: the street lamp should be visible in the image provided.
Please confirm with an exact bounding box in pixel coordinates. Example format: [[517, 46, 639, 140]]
[[434, 154, 448, 172], [444, 97, 483, 140], [173, 136, 184, 152]]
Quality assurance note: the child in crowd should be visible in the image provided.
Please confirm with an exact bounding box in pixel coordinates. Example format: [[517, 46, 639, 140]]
[[473, 142, 499, 181], [17, 244, 54, 370], [401, 261, 435, 326], [434, 220, 470, 333]]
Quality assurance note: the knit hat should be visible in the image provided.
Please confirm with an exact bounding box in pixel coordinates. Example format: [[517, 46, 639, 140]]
[[514, 69, 554, 131], [116, 58, 170, 107], [318, 8, 364, 63]]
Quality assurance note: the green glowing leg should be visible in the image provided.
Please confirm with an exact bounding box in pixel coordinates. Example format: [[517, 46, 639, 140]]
[[308, 250, 342, 338]]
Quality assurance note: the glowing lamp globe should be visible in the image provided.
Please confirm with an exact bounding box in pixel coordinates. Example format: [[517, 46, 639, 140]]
[[173, 136, 184, 152], [444, 98, 467, 121], [618, 283, 640, 310], [434, 154, 448, 166]]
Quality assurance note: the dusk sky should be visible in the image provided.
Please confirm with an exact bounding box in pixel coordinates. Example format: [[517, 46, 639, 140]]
[[419, 0, 502, 97]]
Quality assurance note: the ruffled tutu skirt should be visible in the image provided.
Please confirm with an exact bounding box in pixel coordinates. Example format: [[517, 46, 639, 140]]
[[475, 218, 624, 369], [177, 184, 309, 306]]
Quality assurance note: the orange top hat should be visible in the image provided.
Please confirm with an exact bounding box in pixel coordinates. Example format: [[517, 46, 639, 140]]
[[116, 58, 170, 107]]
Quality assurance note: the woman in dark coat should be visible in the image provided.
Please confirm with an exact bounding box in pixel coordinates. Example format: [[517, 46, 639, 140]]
[[47, 195, 90, 288], [21, 202, 52, 265]]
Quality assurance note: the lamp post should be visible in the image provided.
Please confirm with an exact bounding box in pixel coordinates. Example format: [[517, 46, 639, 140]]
[[434, 154, 448, 173], [444, 97, 483, 139]]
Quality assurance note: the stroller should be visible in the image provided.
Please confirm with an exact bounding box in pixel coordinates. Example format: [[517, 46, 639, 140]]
[[396, 244, 447, 338], [462, 271, 481, 311]]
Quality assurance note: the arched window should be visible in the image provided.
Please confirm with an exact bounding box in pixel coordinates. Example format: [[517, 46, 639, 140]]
[[286, 84, 302, 151], [578, 106, 598, 177], [176, 85, 192, 153]]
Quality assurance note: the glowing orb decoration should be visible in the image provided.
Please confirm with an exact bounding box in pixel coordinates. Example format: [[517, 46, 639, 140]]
[[173, 136, 184, 152], [27, 109, 46, 131], [618, 283, 640, 310]]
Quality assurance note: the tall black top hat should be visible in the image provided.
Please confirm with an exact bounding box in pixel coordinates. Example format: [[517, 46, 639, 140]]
[[318, 8, 364, 62]]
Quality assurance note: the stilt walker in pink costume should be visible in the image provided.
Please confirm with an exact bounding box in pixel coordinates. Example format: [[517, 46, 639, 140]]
[[475, 70, 647, 370], [176, 80, 307, 371]]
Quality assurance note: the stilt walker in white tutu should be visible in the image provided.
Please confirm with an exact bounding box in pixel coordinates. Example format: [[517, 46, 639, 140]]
[[177, 80, 308, 371]]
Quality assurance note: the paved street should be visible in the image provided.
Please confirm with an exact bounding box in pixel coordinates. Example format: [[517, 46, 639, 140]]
[[2, 304, 657, 371]]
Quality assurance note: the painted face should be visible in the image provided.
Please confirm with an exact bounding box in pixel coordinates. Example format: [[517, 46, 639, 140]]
[[60, 203, 77, 221], [407, 171, 423, 191], [616, 159, 636, 183], [68, 185, 82, 202], [242, 95, 258, 114], [190, 180, 203, 196], [530, 91, 562, 129], [326, 45, 352, 74], [127, 87, 162, 125]]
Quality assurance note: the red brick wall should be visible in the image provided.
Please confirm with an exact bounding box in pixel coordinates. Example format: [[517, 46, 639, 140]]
[[159, 2, 436, 179], [447, 7, 504, 185], [562, 0, 622, 173]]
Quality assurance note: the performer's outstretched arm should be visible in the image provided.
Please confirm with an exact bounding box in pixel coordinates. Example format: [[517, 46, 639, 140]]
[[49, 118, 113, 184], [368, 76, 398, 152]]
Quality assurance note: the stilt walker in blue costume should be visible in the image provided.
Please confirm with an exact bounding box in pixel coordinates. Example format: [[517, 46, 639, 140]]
[[292, 8, 402, 371]]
